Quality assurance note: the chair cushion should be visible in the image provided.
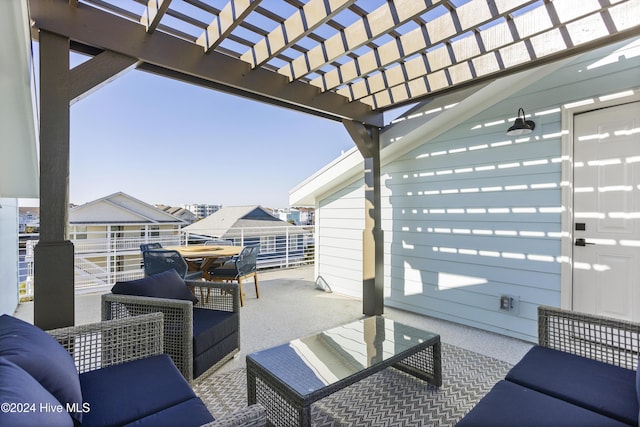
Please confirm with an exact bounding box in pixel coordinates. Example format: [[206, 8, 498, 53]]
[[112, 269, 198, 303], [636, 359, 640, 426], [122, 397, 214, 427], [79, 354, 198, 427], [0, 357, 74, 427], [192, 308, 239, 357], [456, 380, 630, 427], [505, 345, 638, 425], [0, 315, 83, 425], [193, 332, 239, 379]]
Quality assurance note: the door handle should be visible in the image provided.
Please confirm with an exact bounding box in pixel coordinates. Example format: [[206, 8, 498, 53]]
[[575, 238, 595, 246]]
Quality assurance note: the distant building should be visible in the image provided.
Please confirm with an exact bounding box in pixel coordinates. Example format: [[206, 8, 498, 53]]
[[181, 203, 222, 219], [274, 207, 314, 225], [18, 207, 39, 233]]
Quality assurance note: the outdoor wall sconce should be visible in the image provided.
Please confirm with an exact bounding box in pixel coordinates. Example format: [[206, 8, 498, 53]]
[[506, 108, 535, 136]]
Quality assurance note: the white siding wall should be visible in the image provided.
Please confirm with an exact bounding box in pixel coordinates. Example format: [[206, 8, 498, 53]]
[[314, 38, 640, 343], [0, 198, 19, 315], [316, 178, 364, 297]]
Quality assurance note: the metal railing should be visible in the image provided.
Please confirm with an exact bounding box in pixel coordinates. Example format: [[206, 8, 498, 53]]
[[22, 225, 315, 298]]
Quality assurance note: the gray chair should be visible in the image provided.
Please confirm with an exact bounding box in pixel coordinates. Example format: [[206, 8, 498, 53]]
[[142, 249, 203, 281], [207, 245, 259, 307], [204, 239, 233, 246], [140, 242, 163, 251]]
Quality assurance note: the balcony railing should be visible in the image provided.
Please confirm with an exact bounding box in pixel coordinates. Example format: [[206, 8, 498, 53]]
[[22, 225, 315, 298]]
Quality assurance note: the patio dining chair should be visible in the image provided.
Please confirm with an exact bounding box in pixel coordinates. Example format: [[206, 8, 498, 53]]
[[142, 249, 203, 281], [207, 245, 259, 307], [140, 242, 163, 251]]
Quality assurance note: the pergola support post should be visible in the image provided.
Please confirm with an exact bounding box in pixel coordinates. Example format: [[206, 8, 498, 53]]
[[35, 30, 74, 329], [34, 31, 139, 329], [343, 120, 383, 316]]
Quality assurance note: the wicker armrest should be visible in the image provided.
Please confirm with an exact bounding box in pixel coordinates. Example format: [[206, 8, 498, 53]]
[[538, 305, 640, 370], [186, 280, 240, 313], [102, 294, 194, 382], [47, 312, 163, 374], [201, 404, 266, 427]]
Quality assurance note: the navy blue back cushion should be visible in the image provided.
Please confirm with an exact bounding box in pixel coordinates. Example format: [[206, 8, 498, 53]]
[[112, 269, 198, 303], [0, 315, 83, 425], [506, 345, 638, 425], [0, 357, 74, 427]]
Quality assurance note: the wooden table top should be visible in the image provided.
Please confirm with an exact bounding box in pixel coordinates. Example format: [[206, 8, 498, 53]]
[[165, 245, 243, 258]]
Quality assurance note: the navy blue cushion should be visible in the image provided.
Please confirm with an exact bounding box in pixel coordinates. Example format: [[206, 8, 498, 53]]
[[0, 315, 83, 424], [122, 397, 214, 427], [193, 332, 239, 379], [456, 380, 630, 427], [112, 269, 198, 303], [79, 354, 198, 427], [505, 345, 638, 425], [192, 308, 238, 356], [0, 357, 74, 427], [637, 359, 640, 425]]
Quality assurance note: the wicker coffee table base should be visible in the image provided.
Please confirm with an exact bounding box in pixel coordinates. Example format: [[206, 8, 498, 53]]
[[247, 339, 442, 427]]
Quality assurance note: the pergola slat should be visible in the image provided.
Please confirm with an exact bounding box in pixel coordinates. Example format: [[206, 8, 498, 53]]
[[240, 0, 356, 68], [140, 0, 172, 33], [196, 0, 262, 52], [360, 2, 640, 109], [278, 0, 436, 81], [311, 0, 537, 94]]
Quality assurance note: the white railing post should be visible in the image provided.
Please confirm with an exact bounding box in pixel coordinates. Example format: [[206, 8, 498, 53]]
[[285, 226, 289, 268]]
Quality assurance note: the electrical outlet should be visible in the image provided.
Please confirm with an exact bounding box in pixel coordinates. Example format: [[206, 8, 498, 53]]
[[499, 295, 520, 314]]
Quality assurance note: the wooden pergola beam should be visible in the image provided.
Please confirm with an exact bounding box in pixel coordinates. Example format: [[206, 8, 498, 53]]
[[196, 0, 262, 52], [140, 0, 173, 33]]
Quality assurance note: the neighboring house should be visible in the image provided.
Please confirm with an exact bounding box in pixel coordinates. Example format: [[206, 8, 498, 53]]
[[182, 205, 311, 268], [67, 192, 188, 290], [290, 37, 640, 343]]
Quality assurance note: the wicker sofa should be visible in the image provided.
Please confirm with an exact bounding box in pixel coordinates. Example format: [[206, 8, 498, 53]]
[[102, 269, 240, 383], [0, 312, 265, 427], [457, 306, 640, 426]]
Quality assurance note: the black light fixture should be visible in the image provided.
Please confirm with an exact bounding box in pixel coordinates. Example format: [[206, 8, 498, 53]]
[[506, 108, 535, 136]]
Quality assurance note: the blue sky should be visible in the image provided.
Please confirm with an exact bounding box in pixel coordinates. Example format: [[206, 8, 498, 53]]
[[67, 68, 356, 208]]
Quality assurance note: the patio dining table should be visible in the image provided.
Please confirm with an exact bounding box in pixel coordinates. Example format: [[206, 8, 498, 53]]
[[165, 244, 243, 280]]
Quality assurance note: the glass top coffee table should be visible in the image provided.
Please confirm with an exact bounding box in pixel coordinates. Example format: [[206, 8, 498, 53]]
[[246, 316, 441, 426]]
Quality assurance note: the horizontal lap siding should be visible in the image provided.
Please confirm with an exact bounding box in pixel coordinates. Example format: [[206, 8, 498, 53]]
[[383, 118, 563, 342], [382, 41, 640, 342], [317, 179, 364, 297], [314, 38, 639, 342]]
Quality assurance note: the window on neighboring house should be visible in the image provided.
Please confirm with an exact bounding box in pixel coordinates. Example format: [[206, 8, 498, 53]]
[[150, 226, 160, 237], [289, 235, 300, 251], [260, 236, 276, 253], [75, 226, 87, 240]]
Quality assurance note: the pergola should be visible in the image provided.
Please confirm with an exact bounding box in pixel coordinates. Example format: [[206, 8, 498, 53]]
[[28, 0, 640, 329]]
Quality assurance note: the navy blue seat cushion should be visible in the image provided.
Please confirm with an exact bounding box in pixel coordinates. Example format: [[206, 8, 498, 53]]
[[192, 308, 238, 357], [79, 354, 202, 427], [505, 345, 638, 425], [0, 315, 83, 424], [193, 332, 239, 378], [112, 269, 198, 303], [0, 357, 74, 427], [456, 380, 630, 427], [637, 360, 640, 425], [122, 397, 214, 427]]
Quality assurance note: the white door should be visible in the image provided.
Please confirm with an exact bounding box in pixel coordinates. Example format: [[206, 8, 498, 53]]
[[572, 101, 640, 321]]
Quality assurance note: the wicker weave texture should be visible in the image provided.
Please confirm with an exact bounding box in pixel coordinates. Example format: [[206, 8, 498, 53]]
[[201, 404, 266, 427], [102, 280, 240, 383], [538, 305, 640, 370], [47, 312, 163, 374]]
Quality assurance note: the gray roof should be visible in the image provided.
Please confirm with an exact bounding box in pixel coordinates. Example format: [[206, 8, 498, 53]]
[[183, 205, 302, 238]]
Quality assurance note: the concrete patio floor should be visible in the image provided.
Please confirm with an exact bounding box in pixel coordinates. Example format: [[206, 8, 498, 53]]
[[14, 265, 532, 372]]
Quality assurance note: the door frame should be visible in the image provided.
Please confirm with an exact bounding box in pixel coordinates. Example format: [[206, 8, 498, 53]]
[[559, 90, 640, 310]]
